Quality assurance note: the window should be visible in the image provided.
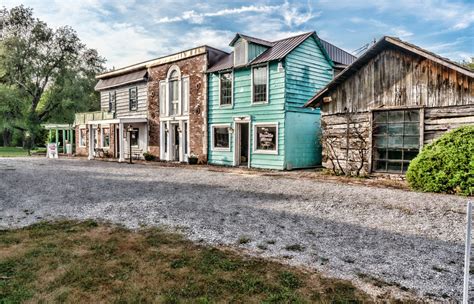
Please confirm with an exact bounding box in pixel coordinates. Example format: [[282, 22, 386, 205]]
[[184, 122, 188, 155], [252, 66, 267, 103], [79, 128, 86, 147], [372, 109, 420, 173], [212, 126, 230, 150], [254, 123, 278, 153], [220, 72, 232, 105], [169, 70, 179, 115], [130, 128, 139, 147], [129, 87, 138, 111], [159, 81, 166, 115], [182, 77, 189, 114], [102, 128, 110, 148], [108, 91, 116, 112]]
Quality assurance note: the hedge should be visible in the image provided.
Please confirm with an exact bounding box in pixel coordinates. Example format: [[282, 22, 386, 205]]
[[406, 125, 474, 196]]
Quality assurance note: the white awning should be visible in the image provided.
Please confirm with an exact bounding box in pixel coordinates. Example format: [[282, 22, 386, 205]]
[[86, 117, 147, 125]]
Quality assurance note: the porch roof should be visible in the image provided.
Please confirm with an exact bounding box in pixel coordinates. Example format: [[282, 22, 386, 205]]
[[86, 117, 147, 125]]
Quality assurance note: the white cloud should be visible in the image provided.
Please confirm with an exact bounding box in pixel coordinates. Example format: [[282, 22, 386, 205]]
[[281, 0, 320, 27], [156, 4, 280, 24]]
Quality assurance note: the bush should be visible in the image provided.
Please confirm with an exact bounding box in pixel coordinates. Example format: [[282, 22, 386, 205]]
[[143, 152, 156, 161], [406, 126, 474, 195]]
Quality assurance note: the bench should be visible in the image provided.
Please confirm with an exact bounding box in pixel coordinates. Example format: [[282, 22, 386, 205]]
[[125, 148, 143, 160]]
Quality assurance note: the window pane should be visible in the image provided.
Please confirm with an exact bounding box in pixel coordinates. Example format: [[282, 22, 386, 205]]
[[388, 136, 403, 148], [403, 136, 419, 149], [373, 135, 387, 148], [220, 72, 232, 105], [170, 80, 179, 115], [387, 161, 402, 173], [131, 128, 139, 146], [256, 125, 277, 151], [375, 160, 387, 171], [373, 124, 387, 135], [373, 111, 387, 123], [388, 124, 403, 135], [388, 111, 404, 122], [253, 66, 267, 103], [405, 110, 419, 122], [214, 127, 229, 148], [403, 149, 419, 161], [404, 123, 419, 135], [387, 149, 403, 160], [373, 148, 387, 160]]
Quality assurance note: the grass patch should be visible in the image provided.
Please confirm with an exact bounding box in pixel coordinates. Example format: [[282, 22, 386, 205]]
[[0, 147, 46, 157], [0, 221, 374, 303]]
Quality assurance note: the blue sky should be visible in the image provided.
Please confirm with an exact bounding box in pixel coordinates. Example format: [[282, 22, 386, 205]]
[[4, 0, 473, 68]]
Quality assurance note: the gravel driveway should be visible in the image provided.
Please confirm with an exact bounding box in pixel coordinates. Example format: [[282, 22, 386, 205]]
[[0, 158, 469, 301]]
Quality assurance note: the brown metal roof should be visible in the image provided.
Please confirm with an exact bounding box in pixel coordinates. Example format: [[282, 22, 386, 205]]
[[319, 39, 357, 66], [207, 31, 356, 73], [95, 69, 147, 91], [229, 33, 273, 47], [304, 36, 474, 108]]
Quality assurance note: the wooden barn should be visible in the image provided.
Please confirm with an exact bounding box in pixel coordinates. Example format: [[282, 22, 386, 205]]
[[304, 36, 474, 175]]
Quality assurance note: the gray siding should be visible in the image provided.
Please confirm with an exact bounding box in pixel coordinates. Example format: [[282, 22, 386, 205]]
[[100, 82, 148, 118]]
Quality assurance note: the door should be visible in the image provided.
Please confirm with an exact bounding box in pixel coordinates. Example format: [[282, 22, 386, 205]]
[[172, 124, 180, 161], [116, 127, 120, 158], [239, 123, 249, 166]]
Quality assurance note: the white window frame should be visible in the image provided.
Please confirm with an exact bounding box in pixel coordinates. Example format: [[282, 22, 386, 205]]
[[218, 71, 233, 107], [101, 127, 110, 148], [211, 124, 231, 152], [182, 76, 189, 114], [253, 122, 278, 155], [79, 128, 86, 147], [159, 80, 167, 115], [167, 65, 182, 117], [250, 63, 269, 104]]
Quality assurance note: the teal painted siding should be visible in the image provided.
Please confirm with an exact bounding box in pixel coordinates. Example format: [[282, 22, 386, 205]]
[[285, 37, 333, 113], [284, 111, 322, 169], [208, 62, 286, 169], [248, 43, 268, 62], [208, 35, 333, 170]]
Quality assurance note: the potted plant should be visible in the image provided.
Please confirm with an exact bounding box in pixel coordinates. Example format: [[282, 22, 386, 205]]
[[188, 153, 198, 165]]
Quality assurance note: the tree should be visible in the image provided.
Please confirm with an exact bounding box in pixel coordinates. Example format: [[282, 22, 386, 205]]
[[0, 5, 105, 145], [0, 84, 26, 146]]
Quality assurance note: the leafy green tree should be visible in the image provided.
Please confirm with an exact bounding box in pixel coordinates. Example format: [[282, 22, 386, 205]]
[[0, 84, 26, 146], [0, 5, 105, 145]]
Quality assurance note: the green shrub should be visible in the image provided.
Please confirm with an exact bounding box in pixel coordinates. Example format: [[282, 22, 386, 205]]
[[406, 126, 474, 195], [143, 152, 156, 161]]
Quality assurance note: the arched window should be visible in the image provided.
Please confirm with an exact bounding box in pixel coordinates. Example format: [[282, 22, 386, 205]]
[[168, 67, 180, 116]]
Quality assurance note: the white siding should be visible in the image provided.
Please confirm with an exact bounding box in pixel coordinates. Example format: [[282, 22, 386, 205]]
[[100, 82, 148, 118]]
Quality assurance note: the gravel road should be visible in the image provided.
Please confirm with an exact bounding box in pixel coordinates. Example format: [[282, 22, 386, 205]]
[[0, 158, 469, 301]]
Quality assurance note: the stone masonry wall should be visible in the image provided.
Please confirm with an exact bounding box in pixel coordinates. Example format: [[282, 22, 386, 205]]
[[147, 54, 208, 162]]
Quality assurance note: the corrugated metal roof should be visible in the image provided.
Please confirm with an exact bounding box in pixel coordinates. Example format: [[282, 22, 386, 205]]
[[207, 52, 234, 73], [250, 32, 314, 65], [229, 33, 273, 47], [207, 31, 357, 73], [319, 39, 357, 66], [95, 69, 147, 91], [304, 36, 474, 108]]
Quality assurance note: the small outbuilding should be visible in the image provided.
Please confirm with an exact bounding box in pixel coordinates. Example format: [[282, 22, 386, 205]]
[[304, 36, 474, 175]]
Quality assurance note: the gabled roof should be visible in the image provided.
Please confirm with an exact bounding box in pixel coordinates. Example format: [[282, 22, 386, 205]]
[[304, 36, 474, 108], [208, 32, 356, 73], [229, 33, 273, 47]]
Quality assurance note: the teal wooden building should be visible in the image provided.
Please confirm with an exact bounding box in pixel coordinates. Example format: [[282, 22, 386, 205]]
[[207, 32, 356, 170]]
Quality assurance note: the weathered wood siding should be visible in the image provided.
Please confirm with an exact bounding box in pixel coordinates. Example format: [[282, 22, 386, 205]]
[[100, 82, 148, 118], [424, 104, 474, 143], [320, 113, 371, 174], [323, 48, 474, 115]]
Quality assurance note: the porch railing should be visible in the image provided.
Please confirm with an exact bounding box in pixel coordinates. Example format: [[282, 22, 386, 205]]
[[74, 111, 114, 125]]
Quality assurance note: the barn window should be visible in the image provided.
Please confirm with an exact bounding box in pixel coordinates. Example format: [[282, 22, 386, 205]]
[[372, 109, 420, 173]]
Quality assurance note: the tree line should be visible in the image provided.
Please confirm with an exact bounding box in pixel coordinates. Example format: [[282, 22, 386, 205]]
[[0, 5, 105, 147]]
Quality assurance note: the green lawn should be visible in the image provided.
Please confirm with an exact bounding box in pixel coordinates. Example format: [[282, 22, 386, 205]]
[[0, 221, 378, 303], [0, 147, 46, 157]]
